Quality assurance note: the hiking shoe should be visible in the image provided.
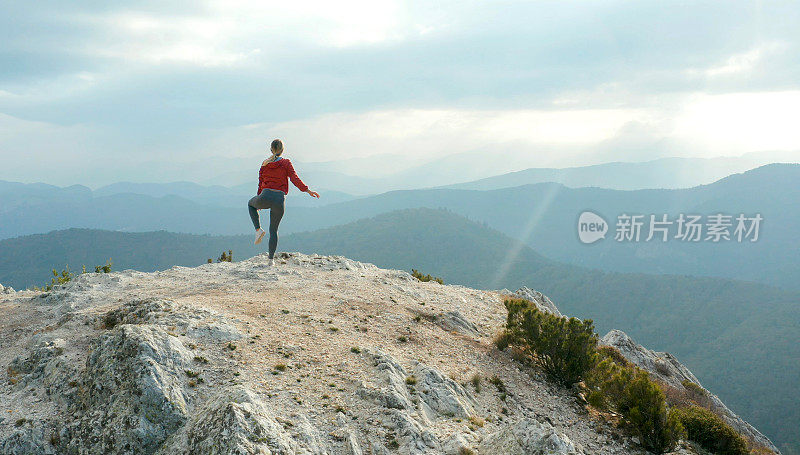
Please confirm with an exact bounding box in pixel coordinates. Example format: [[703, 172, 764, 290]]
[[254, 228, 266, 245], [267, 258, 275, 267]]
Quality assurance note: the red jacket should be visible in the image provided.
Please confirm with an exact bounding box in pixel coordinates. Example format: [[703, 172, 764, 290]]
[[257, 158, 308, 195]]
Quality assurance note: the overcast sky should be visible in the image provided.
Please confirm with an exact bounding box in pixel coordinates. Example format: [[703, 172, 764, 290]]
[[2, 0, 800, 185]]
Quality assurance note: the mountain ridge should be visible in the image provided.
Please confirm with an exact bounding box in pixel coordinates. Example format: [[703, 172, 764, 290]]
[[3, 164, 798, 291], [0, 252, 779, 454], [439, 156, 799, 191]]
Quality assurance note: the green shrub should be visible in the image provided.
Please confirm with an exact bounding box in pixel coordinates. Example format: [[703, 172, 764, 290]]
[[41, 266, 74, 291], [585, 356, 634, 410], [411, 269, 443, 284], [470, 373, 482, 393], [489, 375, 506, 394], [207, 250, 233, 263], [587, 354, 684, 453], [501, 299, 598, 386], [596, 345, 631, 367], [625, 371, 684, 453], [674, 406, 748, 455], [38, 259, 114, 291], [94, 259, 113, 273], [500, 298, 684, 453], [681, 379, 706, 397], [493, 331, 513, 351]]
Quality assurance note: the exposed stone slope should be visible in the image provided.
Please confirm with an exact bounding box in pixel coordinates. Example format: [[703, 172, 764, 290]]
[[0, 253, 775, 454]]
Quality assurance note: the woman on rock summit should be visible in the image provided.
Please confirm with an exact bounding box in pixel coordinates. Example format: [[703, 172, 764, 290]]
[[248, 139, 319, 265]]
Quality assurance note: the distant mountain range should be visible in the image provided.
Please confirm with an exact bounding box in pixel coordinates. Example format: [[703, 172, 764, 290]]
[[134, 151, 800, 194], [1, 208, 797, 451], [289, 164, 800, 290], [440, 155, 791, 191], [23, 148, 792, 192], [94, 181, 359, 208], [5, 152, 793, 205], [3, 164, 799, 290], [0, 180, 93, 214]]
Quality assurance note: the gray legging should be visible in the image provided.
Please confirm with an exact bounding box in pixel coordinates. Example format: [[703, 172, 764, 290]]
[[247, 189, 285, 258]]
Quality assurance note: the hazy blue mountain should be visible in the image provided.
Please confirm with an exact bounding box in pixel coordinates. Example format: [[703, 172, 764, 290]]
[[280, 164, 800, 290], [96, 181, 358, 208], [3, 164, 798, 290], [1, 209, 797, 449], [222, 168, 386, 196], [0, 180, 93, 213], [295, 150, 798, 194], [440, 156, 778, 191], [0, 181, 352, 240], [95, 181, 249, 208], [0, 193, 247, 240], [213, 151, 799, 194], [202, 151, 527, 194], [215, 153, 779, 195]]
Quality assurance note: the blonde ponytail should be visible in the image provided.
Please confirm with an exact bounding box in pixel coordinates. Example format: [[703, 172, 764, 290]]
[[263, 139, 284, 164]]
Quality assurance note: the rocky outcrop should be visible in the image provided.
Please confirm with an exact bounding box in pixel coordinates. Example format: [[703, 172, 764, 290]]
[[0, 426, 55, 455], [436, 311, 483, 337], [360, 350, 415, 411], [601, 329, 779, 453], [601, 330, 700, 390], [64, 324, 193, 454], [0, 253, 778, 454], [479, 418, 583, 454], [413, 362, 475, 420], [7, 338, 68, 388], [358, 351, 447, 454], [502, 286, 562, 316], [158, 386, 308, 454], [362, 350, 475, 422]]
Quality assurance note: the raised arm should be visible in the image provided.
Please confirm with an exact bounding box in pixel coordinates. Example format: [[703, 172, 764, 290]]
[[287, 160, 319, 198]]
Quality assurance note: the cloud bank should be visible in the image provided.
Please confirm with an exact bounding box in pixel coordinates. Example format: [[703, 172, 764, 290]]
[[1, 0, 799, 185]]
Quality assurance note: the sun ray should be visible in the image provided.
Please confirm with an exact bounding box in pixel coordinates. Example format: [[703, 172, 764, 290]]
[[491, 182, 564, 289]]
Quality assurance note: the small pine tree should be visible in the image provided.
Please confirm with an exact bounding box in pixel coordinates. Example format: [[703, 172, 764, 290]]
[[411, 269, 443, 284], [94, 259, 112, 273], [586, 356, 634, 409], [42, 266, 74, 291], [625, 371, 684, 453], [501, 299, 598, 386], [217, 250, 233, 263], [586, 347, 684, 453]]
